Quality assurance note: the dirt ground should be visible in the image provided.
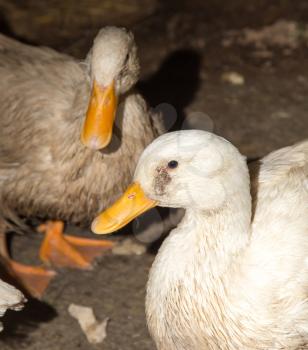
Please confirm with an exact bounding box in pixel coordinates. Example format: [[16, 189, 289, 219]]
[[0, 0, 307, 349]]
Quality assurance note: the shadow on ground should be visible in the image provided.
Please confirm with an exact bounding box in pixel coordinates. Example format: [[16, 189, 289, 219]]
[[138, 49, 202, 130], [1, 299, 57, 344]]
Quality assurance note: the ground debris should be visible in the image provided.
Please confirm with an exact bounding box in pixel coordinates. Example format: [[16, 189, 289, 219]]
[[112, 238, 146, 256], [222, 20, 308, 51], [270, 111, 290, 119], [68, 304, 108, 344], [221, 71, 245, 85]]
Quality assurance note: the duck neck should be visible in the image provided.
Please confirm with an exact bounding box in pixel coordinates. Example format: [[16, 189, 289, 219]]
[[177, 187, 252, 277]]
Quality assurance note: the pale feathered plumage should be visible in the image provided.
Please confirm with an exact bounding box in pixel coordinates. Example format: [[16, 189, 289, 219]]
[[93, 130, 308, 349], [0, 27, 163, 230], [0, 27, 164, 296], [145, 132, 308, 350], [0, 278, 26, 331]]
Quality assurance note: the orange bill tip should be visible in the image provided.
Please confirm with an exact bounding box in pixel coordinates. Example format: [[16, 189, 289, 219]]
[[91, 182, 157, 235]]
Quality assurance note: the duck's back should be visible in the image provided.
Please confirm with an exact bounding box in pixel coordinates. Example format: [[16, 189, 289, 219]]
[[0, 34, 88, 164], [250, 140, 308, 265], [245, 140, 308, 344], [0, 34, 85, 94]]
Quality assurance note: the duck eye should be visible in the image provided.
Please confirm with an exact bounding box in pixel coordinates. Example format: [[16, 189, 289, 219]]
[[167, 160, 178, 169]]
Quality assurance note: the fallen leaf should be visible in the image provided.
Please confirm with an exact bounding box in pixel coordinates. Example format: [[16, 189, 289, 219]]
[[68, 304, 108, 344], [112, 238, 146, 255], [221, 72, 245, 85]]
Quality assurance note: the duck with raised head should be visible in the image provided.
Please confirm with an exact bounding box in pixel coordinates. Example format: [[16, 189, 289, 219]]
[[93, 130, 308, 349], [0, 27, 163, 297]]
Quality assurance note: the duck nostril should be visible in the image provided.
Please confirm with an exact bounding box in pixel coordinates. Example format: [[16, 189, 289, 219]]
[[128, 193, 136, 200]]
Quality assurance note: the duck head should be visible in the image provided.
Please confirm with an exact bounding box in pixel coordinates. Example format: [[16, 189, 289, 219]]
[[81, 26, 140, 150], [91, 130, 246, 234]]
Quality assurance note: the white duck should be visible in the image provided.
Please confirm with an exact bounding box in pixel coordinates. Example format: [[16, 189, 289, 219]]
[[92, 130, 308, 349], [0, 278, 26, 331]]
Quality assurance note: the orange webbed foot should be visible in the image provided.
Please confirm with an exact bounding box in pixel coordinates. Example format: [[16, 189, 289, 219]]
[[5, 260, 56, 299], [39, 221, 114, 270]]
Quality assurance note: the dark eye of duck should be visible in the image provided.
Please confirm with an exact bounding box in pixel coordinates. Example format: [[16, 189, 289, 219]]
[[167, 160, 178, 169]]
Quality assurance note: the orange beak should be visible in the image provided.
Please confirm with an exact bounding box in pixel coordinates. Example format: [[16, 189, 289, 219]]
[[81, 80, 117, 150], [91, 182, 157, 234]]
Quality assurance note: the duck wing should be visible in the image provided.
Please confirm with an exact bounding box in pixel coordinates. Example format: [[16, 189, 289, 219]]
[[0, 33, 87, 171], [0, 33, 84, 85], [0, 149, 21, 168], [250, 140, 308, 237], [247, 140, 308, 292]]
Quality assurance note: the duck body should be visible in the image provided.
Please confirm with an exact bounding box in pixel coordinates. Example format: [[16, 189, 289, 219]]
[[147, 139, 308, 350], [0, 32, 163, 228], [93, 131, 308, 349], [0, 30, 163, 296]]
